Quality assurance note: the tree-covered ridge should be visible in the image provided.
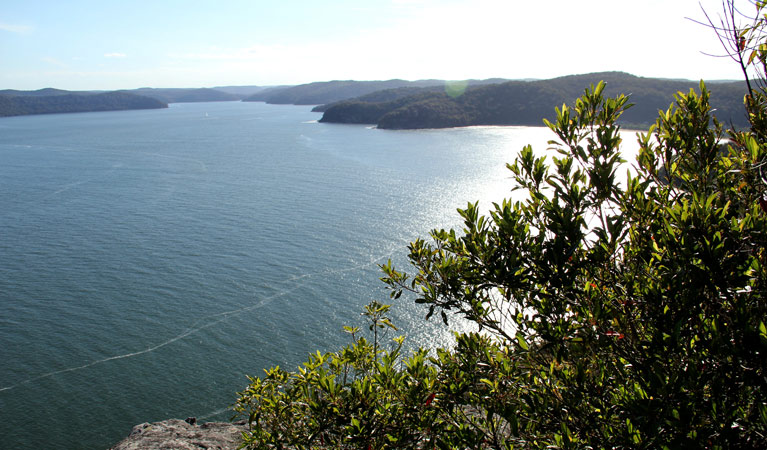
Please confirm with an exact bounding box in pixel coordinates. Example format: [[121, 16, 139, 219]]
[[0, 87, 85, 97], [0, 85, 258, 117], [122, 87, 243, 103], [0, 91, 167, 117], [311, 86, 444, 112], [243, 79, 507, 106], [210, 85, 266, 98], [320, 71, 748, 129], [242, 79, 445, 105]]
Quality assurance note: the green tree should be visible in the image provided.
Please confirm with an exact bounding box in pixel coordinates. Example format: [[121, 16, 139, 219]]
[[235, 4, 767, 448], [379, 79, 767, 448]]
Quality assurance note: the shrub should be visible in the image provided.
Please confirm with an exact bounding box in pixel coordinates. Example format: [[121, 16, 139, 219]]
[[235, 3, 767, 447]]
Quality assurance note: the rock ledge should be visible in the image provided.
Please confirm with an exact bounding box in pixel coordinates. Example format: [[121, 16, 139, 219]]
[[108, 418, 247, 450]]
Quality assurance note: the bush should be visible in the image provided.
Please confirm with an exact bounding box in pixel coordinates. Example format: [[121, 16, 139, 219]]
[[235, 4, 767, 447], [235, 77, 767, 448]]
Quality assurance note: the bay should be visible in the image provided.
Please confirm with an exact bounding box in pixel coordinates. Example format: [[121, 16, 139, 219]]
[[0, 101, 553, 449]]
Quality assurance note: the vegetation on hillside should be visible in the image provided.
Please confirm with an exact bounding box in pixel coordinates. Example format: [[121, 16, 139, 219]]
[[243, 79, 507, 106], [0, 86, 255, 117], [235, 2, 767, 448], [318, 89, 449, 124], [123, 87, 242, 103], [0, 91, 167, 117], [210, 85, 266, 98], [311, 86, 443, 113], [320, 72, 748, 130], [242, 79, 441, 105], [0, 87, 83, 97]]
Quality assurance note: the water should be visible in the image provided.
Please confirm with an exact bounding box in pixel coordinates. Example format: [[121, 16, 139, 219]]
[[0, 101, 555, 449]]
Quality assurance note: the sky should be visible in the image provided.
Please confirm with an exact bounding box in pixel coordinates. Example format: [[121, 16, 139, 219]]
[[0, 0, 756, 90]]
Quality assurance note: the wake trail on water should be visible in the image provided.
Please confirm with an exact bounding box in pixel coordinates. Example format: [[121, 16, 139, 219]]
[[0, 249, 401, 393], [178, 249, 407, 423], [141, 152, 208, 172], [0, 291, 284, 393], [282, 248, 399, 283], [50, 163, 124, 196]]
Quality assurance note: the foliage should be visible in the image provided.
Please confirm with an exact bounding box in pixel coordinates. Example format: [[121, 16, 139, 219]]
[[237, 77, 767, 447], [236, 6, 767, 448], [234, 301, 441, 449]]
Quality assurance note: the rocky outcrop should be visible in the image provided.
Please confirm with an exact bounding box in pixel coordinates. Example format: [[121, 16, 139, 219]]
[[108, 418, 248, 450]]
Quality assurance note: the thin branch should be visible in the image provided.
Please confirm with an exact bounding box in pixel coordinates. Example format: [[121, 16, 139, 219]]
[[694, 1, 759, 93]]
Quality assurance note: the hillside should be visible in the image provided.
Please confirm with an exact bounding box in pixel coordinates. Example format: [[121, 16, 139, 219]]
[[0, 91, 167, 117], [0, 88, 86, 97], [312, 85, 446, 112], [242, 79, 441, 105], [319, 72, 748, 129], [243, 79, 507, 106], [210, 85, 265, 97], [124, 87, 241, 103]]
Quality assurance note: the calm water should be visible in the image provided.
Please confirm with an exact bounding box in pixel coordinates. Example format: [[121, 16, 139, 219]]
[[0, 101, 554, 449]]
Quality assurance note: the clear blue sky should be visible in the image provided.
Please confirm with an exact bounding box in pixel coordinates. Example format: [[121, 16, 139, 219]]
[[0, 0, 753, 90]]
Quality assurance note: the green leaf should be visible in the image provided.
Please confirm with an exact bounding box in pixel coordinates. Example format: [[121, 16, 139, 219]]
[[516, 333, 529, 351]]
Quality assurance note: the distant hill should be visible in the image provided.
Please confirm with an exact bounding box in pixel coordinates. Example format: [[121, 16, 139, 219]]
[[311, 86, 441, 112], [0, 88, 85, 97], [240, 85, 294, 101], [309, 79, 509, 112], [0, 91, 167, 117], [211, 85, 266, 97], [242, 80, 437, 105], [319, 72, 749, 129], [0, 84, 271, 117], [123, 87, 240, 103], [242, 79, 507, 106]]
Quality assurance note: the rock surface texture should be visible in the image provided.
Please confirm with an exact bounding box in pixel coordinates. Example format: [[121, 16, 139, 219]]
[[108, 419, 247, 450]]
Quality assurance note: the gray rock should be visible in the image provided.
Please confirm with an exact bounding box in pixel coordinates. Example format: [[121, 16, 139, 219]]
[[108, 418, 248, 450]]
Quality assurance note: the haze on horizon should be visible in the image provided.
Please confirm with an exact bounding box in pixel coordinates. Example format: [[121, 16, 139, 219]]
[[0, 0, 755, 91]]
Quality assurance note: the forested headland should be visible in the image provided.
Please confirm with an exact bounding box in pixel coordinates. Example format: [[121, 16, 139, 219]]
[[0, 86, 276, 117], [318, 71, 748, 129], [0, 91, 167, 117], [242, 78, 507, 106], [1, 73, 746, 126], [119, 87, 255, 103]]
